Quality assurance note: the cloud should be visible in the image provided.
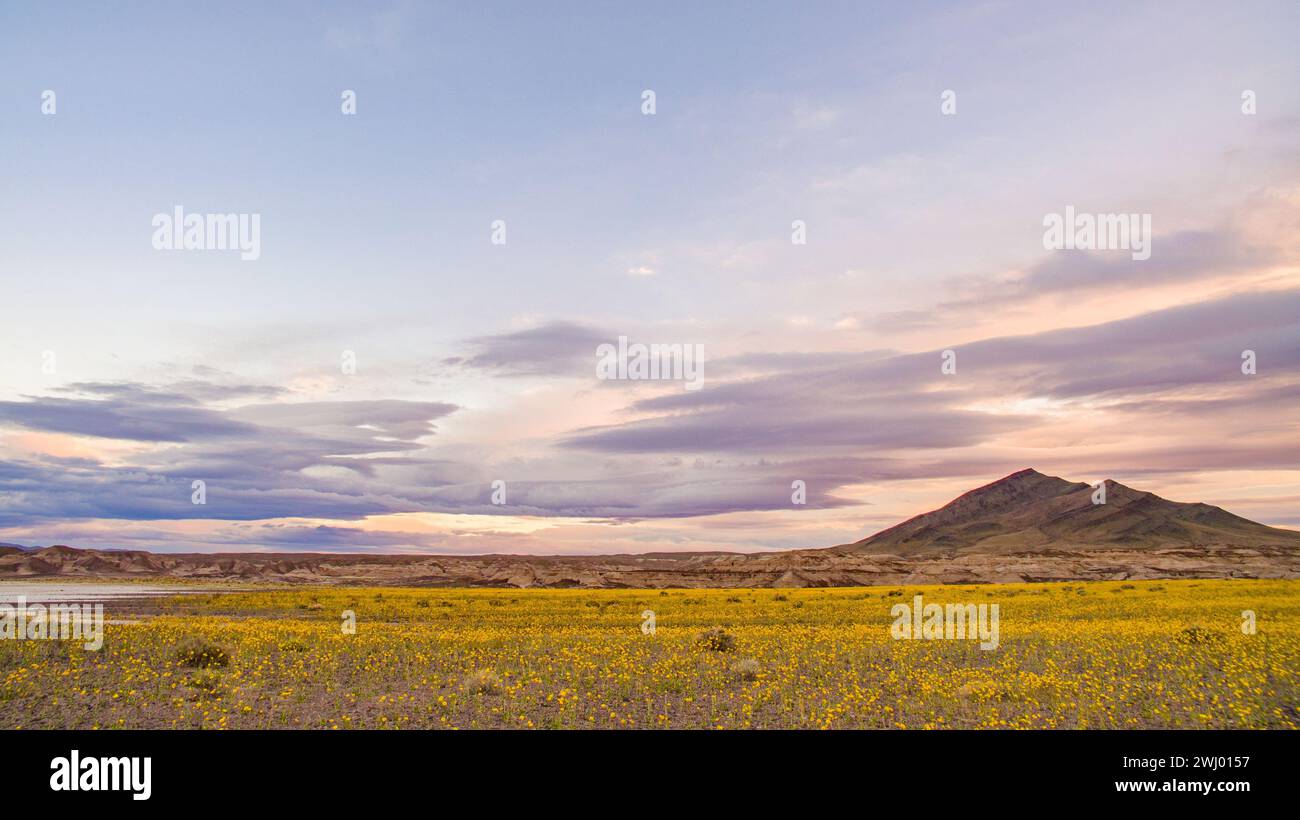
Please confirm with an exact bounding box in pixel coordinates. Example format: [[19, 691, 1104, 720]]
[[958, 228, 1273, 310], [231, 400, 456, 442], [562, 405, 1024, 455], [875, 223, 1289, 331], [0, 396, 258, 442], [56, 380, 288, 404], [563, 289, 1300, 461], [449, 320, 613, 377], [0, 379, 464, 525]]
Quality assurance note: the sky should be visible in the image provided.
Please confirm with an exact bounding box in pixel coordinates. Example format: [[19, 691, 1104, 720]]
[[1, 0, 1298, 554]]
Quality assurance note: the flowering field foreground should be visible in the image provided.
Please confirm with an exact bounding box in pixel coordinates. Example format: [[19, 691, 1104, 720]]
[[2, 579, 1296, 729]]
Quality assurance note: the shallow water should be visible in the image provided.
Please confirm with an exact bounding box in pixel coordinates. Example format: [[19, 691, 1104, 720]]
[[0, 583, 227, 604]]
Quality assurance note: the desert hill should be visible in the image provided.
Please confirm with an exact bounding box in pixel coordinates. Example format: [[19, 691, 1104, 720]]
[[845, 468, 1300, 555]]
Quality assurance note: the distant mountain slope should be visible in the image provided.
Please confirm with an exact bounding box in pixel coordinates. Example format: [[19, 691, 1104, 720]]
[[845, 468, 1300, 555]]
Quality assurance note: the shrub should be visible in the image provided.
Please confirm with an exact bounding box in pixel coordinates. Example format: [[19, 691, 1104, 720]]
[[730, 658, 761, 681], [698, 628, 737, 653], [184, 672, 223, 696], [175, 639, 230, 669], [462, 668, 502, 695]]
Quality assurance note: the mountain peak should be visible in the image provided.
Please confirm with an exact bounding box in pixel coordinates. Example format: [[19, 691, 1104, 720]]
[[1003, 467, 1044, 479], [946, 468, 1084, 505], [978, 467, 1072, 488]]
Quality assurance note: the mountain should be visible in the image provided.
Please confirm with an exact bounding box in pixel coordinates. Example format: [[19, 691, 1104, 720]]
[[1, 470, 1297, 587], [845, 468, 1300, 555]]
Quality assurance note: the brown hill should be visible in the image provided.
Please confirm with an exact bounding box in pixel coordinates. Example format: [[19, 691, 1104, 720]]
[[844, 468, 1300, 555]]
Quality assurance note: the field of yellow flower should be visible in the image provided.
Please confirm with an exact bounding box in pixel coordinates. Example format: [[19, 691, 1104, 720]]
[[2, 579, 1296, 729]]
